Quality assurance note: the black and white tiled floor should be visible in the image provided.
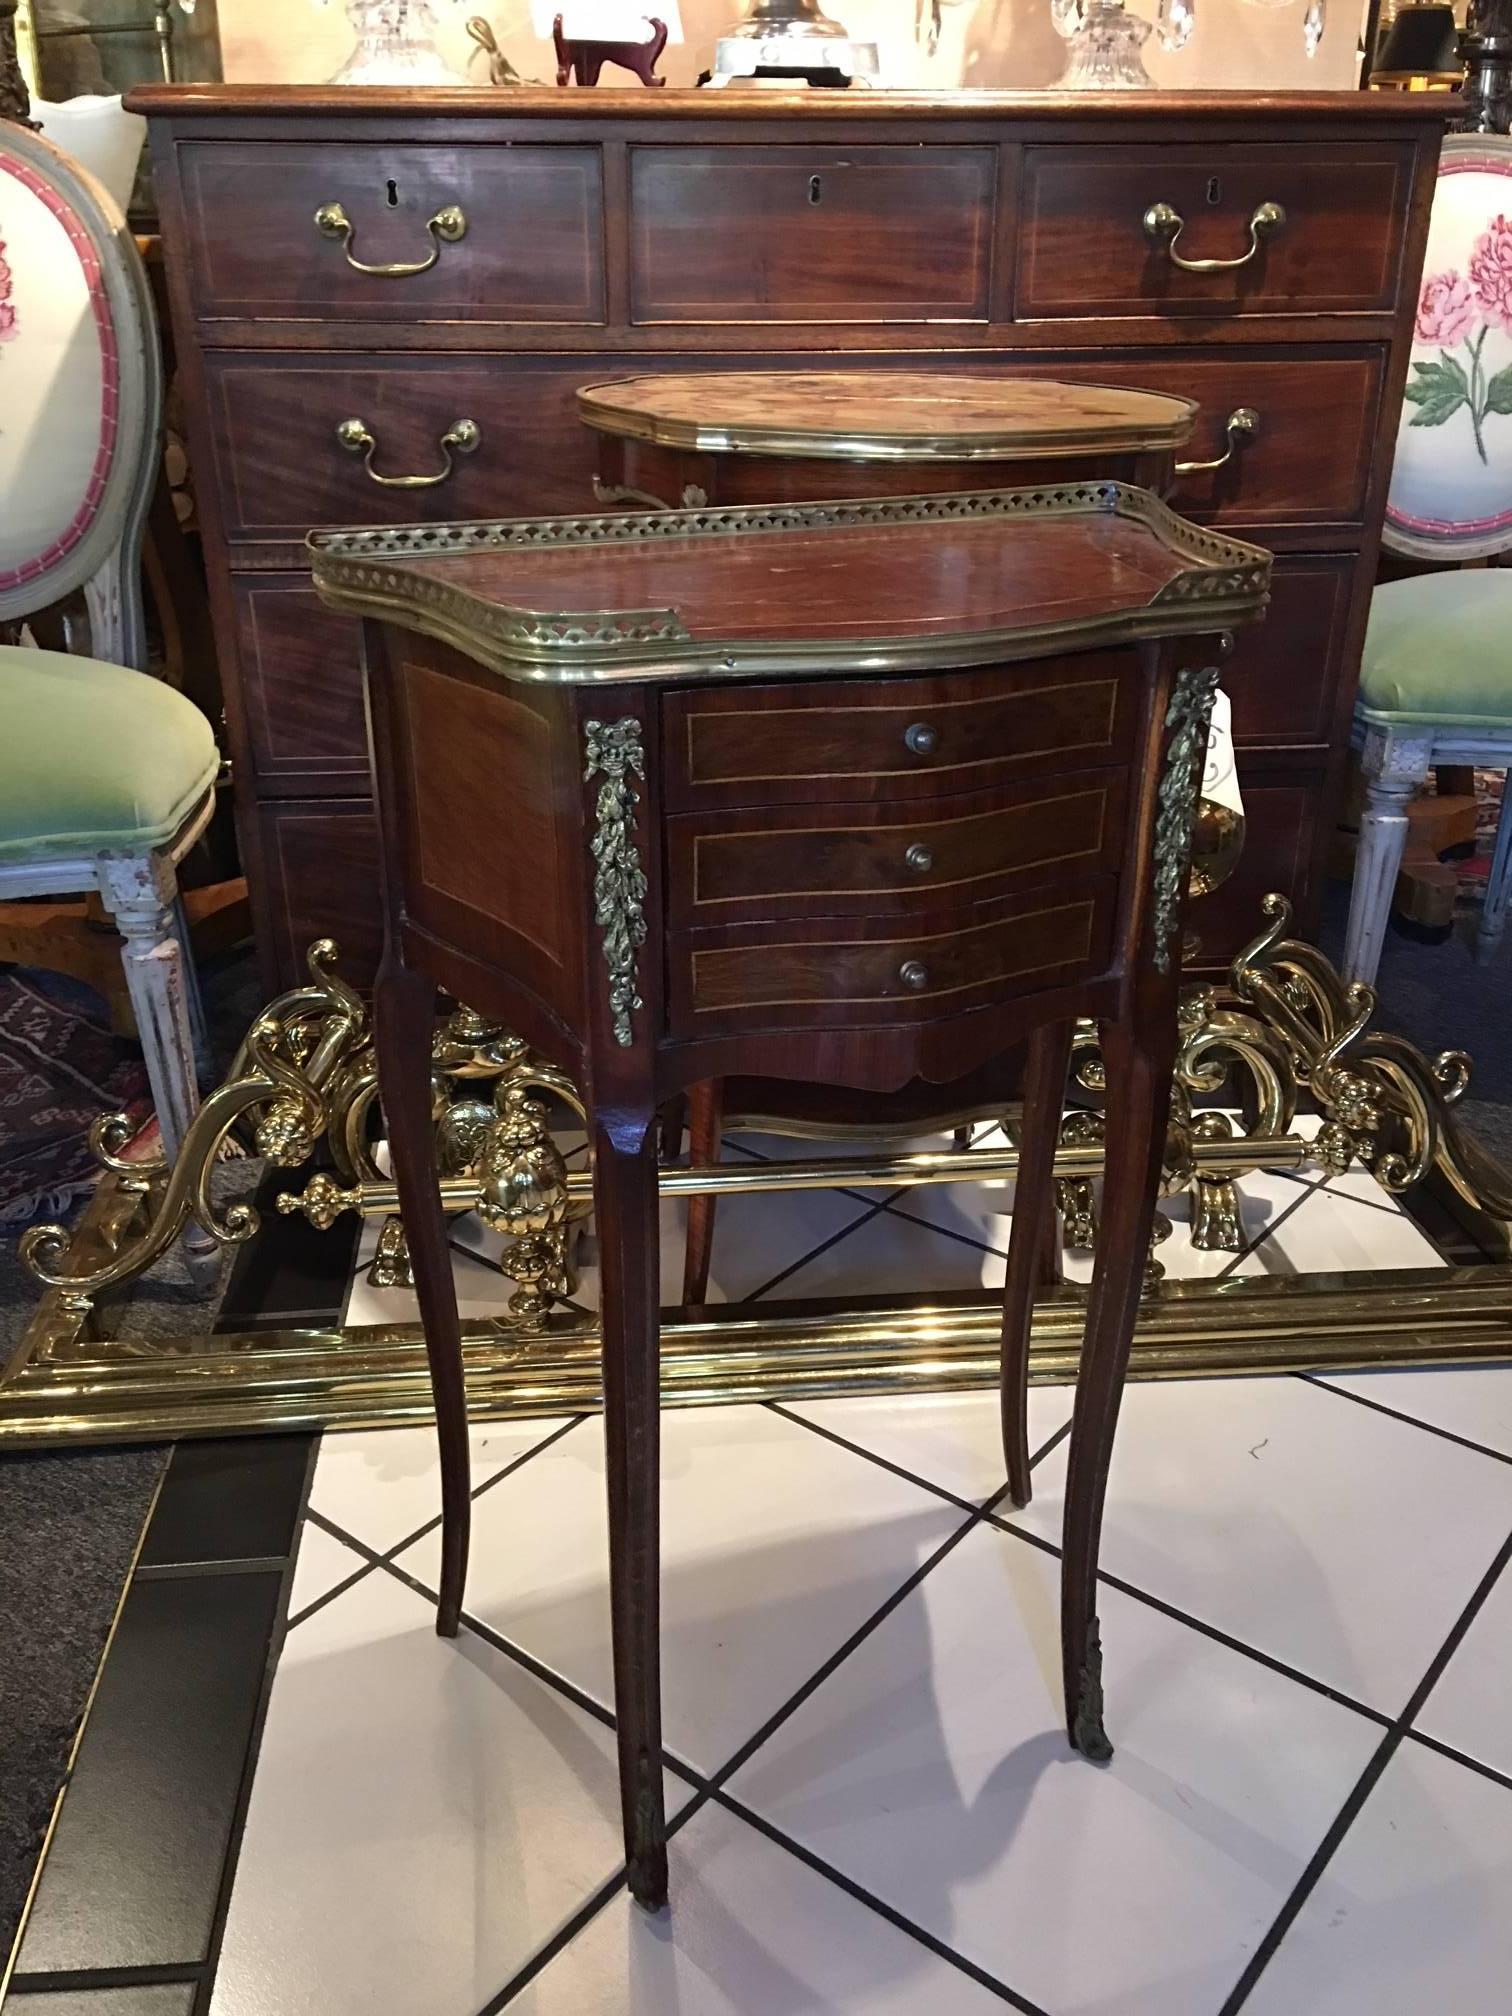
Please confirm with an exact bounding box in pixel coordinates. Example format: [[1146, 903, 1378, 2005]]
[[9, 1127, 1512, 2014]]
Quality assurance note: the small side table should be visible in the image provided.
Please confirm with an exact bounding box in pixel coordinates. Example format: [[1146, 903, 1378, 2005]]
[[311, 482, 1269, 1911], [580, 369, 1202, 510]]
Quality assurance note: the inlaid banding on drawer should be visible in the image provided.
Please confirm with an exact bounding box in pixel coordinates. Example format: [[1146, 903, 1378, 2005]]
[[180, 143, 606, 324], [669, 884, 1115, 1034], [665, 656, 1133, 809], [669, 772, 1125, 924]]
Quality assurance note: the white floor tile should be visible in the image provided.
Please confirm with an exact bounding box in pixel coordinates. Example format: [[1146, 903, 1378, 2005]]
[[763, 1201, 1000, 1300], [286, 1520, 367, 1617], [1415, 1554, 1512, 1781], [1319, 1364, 1512, 1460], [209, 1569, 689, 2016], [395, 1402, 964, 1775], [731, 1520, 1382, 2016], [781, 1388, 1075, 1505], [507, 1800, 1013, 2015], [1014, 1375, 1512, 1716], [569, 1179, 874, 1310], [1229, 1185, 1445, 1279], [307, 1417, 575, 1559], [1242, 1738, 1512, 2016]]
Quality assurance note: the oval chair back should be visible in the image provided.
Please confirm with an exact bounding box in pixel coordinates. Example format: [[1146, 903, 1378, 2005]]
[[0, 117, 161, 666]]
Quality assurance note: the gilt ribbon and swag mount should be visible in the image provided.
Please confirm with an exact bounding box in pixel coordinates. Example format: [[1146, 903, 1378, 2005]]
[[584, 717, 648, 1046]]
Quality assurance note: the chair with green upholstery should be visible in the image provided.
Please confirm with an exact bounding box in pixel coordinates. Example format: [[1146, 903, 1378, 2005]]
[[1347, 574, 1512, 985], [1345, 131, 1512, 988], [0, 119, 218, 1157]]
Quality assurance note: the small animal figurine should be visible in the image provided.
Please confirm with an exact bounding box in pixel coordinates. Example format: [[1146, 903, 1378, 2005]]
[[552, 11, 669, 83]]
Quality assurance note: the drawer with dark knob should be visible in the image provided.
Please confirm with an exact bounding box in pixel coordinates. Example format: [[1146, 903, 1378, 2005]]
[[1016, 143, 1412, 319], [179, 143, 606, 324], [668, 883, 1118, 1035], [663, 656, 1136, 810], [629, 145, 996, 324], [666, 771, 1128, 925]]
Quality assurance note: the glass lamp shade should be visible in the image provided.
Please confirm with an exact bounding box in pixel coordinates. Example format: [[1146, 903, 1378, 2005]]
[[1373, 3, 1462, 82]]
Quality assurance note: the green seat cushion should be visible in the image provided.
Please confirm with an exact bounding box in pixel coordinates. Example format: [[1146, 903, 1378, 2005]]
[[1359, 572, 1512, 730], [0, 647, 219, 861]]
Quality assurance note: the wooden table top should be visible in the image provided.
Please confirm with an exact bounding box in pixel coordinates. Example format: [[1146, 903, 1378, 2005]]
[[577, 373, 1200, 463], [310, 485, 1269, 684]]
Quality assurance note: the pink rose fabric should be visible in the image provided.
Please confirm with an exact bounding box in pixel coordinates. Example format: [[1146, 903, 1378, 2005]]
[[1416, 267, 1477, 346], [0, 234, 13, 344], [1470, 215, 1512, 334]]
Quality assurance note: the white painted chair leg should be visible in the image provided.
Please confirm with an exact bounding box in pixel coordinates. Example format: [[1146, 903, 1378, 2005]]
[[1477, 770, 1512, 966], [1345, 727, 1434, 989], [97, 850, 202, 1161]]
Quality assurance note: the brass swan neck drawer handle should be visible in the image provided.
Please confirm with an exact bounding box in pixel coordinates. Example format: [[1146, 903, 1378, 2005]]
[[1174, 406, 1260, 477], [335, 417, 481, 488], [313, 201, 467, 278], [1142, 199, 1286, 273]]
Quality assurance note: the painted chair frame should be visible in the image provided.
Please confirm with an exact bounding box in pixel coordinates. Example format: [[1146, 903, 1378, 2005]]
[[0, 119, 210, 1156]]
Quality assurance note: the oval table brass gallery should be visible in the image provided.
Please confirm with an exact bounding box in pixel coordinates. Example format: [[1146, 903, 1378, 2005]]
[[309, 482, 1271, 1912]]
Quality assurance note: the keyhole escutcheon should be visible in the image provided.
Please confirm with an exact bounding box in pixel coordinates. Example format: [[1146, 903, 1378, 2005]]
[[1205, 176, 1222, 207], [386, 178, 399, 207], [808, 176, 823, 205]]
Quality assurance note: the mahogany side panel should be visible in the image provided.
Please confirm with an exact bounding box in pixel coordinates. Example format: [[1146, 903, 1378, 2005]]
[[232, 573, 368, 792]]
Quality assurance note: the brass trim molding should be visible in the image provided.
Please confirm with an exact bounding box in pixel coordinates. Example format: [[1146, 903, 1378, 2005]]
[[308, 481, 1271, 685]]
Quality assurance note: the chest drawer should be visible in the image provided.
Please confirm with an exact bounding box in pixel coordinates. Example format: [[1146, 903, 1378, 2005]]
[[663, 657, 1135, 811], [666, 771, 1127, 926], [205, 354, 605, 546], [668, 885, 1115, 1036], [178, 143, 605, 324], [1017, 144, 1412, 321], [1014, 349, 1383, 538], [232, 574, 368, 792], [628, 145, 996, 324]]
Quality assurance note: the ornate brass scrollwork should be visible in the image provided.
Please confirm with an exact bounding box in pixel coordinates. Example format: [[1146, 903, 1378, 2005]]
[[1142, 199, 1286, 273], [1175, 408, 1260, 478], [335, 416, 481, 489], [313, 200, 467, 277]]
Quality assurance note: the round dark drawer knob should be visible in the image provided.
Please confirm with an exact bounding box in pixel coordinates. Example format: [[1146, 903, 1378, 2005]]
[[904, 842, 934, 874], [903, 722, 939, 756], [899, 959, 930, 991]]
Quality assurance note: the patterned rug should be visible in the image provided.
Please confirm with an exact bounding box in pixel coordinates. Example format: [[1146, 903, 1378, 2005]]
[[0, 969, 148, 1225]]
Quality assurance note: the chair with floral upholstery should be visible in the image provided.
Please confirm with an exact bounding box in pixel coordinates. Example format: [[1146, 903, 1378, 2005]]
[[0, 117, 218, 1157], [1345, 131, 1512, 987]]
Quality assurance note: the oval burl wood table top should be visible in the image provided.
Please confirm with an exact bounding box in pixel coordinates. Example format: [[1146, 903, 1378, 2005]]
[[577, 372, 1200, 464], [309, 483, 1268, 682]]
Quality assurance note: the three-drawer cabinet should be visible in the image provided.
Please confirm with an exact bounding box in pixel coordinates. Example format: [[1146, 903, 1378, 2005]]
[[130, 85, 1449, 991]]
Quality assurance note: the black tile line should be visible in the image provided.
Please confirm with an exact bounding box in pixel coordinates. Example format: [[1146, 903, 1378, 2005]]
[[286, 1416, 587, 1630], [711, 1789, 1050, 2015], [698, 1490, 1011, 1801], [1215, 1521, 1512, 2016], [473, 1870, 628, 2016], [7, 1961, 206, 1993], [984, 1510, 1395, 1733], [190, 1434, 321, 2016], [765, 1397, 1073, 1518], [740, 1194, 898, 1304], [1295, 1370, 1512, 1470], [1403, 1724, 1512, 1797]]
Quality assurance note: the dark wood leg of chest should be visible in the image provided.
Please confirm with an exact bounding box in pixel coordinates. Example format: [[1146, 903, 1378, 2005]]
[[594, 1116, 670, 1912], [999, 1020, 1074, 1511], [373, 954, 471, 1638], [1060, 985, 1181, 1762]]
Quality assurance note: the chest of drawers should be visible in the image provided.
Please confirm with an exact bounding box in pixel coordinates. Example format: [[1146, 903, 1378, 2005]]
[[129, 84, 1449, 990]]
